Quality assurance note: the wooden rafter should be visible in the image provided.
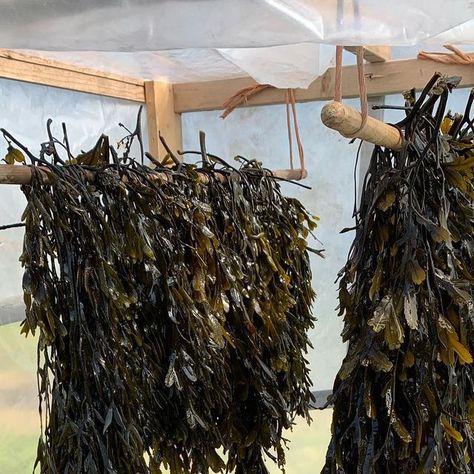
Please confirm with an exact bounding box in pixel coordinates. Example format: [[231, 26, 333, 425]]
[[0, 49, 472, 115], [1, 48, 474, 153], [0, 49, 145, 102], [173, 58, 474, 113]]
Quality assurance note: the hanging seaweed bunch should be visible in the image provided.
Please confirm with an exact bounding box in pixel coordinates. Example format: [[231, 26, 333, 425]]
[[8, 111, 320, 474], [324, 75, 474, 473]]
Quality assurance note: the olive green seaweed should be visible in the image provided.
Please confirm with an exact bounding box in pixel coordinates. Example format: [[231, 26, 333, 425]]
[[11, 116, 319, 474], [324, 75, 474, 473]]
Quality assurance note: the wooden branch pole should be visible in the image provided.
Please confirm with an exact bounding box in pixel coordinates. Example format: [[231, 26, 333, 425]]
[[272, 169, 307, 180], [0, 165, 90, 185], [0, 165, 304, 185], [321, 101, 403, 150]]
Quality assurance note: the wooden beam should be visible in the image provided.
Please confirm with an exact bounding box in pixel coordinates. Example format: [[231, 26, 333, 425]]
[[345, 46, 391, 63], [174, 58, 474, 113], [145, 81, 183, 159], [0, 49, 145, 103]]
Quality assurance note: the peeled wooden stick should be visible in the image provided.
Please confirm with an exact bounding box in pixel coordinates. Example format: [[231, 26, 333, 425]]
[[272, 169, 308, 180], [0, 165, 306, 185], [321, 101, 403, 150], [0, 165, 53, 185]]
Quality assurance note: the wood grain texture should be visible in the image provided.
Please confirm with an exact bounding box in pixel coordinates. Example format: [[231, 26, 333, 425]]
[[145, 81, 183, 160], [0, 49, 145, 102], [321, 101, 403, 150], [0, 164, 307, 185], [345, 46, 391, 62], [174, 58, 474, 113]]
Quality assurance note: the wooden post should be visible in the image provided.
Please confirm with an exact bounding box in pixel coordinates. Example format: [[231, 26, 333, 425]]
[[145, 81, 183, 160]]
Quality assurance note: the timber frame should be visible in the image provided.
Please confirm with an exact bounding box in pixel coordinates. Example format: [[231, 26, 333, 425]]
[[1, 46, 474, 161], [0, 45, 469, 406]]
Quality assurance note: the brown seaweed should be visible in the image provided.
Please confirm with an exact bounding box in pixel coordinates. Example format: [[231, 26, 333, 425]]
[[12, 121, 319, 473], [323, 75, 474, 473]]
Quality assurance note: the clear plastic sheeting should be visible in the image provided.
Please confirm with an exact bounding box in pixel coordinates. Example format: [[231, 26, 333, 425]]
[[434, 19, 474, 44], [24, 45, 335, 89], [0, 0, 472, 51], [0, 1, 472, 88], [217, 43, 330, 89]]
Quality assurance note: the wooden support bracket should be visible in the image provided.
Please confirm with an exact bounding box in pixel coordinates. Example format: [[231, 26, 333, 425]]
[[345, 46, 391, 63], [145, 81, 183, 160]]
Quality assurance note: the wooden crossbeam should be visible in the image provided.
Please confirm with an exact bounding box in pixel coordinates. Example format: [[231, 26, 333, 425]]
[[1, 48, 474, 155], [0, 48, 472, 118], [174, 58, 474, 113], [0, 49, 145, 103]]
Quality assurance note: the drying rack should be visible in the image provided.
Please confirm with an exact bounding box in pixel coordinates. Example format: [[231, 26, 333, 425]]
[[1, 46, 474, 408], [0, 47, 472, 185]]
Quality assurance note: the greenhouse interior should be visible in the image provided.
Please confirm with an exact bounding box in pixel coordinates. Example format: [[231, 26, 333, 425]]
[[2, 1, 474, 473]]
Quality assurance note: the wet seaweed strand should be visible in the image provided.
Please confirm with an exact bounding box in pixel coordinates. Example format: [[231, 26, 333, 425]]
[[324, 75, 474, 473], [14, 121, 320, 474]]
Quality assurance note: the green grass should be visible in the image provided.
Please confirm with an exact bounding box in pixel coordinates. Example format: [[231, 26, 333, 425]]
[[0, 322, 38, 474], [0, 322, 331, 473], [0, 433, 38, 474]]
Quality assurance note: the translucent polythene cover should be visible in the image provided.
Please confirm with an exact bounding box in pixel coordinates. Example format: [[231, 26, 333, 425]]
[[0, 0, 473, 87], [1, 0, 473, 50]]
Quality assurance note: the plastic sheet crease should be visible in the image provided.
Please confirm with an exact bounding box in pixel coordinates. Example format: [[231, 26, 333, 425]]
[[0, 1, 473, 88]]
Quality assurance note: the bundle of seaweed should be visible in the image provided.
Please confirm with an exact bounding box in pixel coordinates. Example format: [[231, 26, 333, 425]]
[[12, 115, 318, 473], [324, 75, 474, 472]]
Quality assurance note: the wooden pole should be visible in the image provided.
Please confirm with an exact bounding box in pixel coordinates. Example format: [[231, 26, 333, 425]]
[[321, 101, 403, 150], [0, 165, 305, 185], [0, 165, 53, 185], [272, 169, 307, 180]]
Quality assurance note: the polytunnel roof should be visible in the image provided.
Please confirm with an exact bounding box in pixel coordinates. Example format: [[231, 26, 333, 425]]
[[1, 0, 474, 88]]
